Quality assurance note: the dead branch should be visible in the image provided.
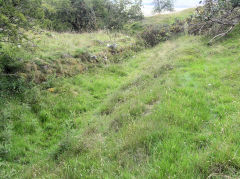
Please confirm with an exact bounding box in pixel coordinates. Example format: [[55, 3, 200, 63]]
[[208, 26, 234, 45]]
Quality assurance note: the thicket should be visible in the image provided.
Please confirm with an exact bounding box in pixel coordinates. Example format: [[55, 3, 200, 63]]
[[188, 0, 240, 44], [140, 0, 240, 47], [0, 0, 44, 92], [42, 0, 143, 32], [140, 19, 185, 47]]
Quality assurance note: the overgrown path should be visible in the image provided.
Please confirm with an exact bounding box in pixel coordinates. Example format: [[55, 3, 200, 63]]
[[2, 34, 240, 178]]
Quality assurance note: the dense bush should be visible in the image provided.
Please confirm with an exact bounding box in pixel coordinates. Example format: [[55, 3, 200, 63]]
[[1, 0, 143, 36], [42, 0, 143, 32], [0, 48, 23, 74], [43, 0, 97, 32], [170, 19, 185, 34], [0, 47, 27, 93], [0, 0, 44, 43], [140, 26, 170, 47], [140, 19, 185, 47], [187, 0, 240, 43], [0, 0, 143, 34]]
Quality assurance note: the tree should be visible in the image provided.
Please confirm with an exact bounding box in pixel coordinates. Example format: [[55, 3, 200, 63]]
[[188, 0, 240, 44], [0, 0, 44, 43], [0, 0, 44, 84], [88, 0, 143, 29], [42, 0, 143, 31], [108, 0, 143, 29], [69, 0, 96, 31], [153, 0, 174, 13]]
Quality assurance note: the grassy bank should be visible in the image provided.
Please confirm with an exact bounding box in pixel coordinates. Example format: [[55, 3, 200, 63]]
[[0, 30, 137, 86]]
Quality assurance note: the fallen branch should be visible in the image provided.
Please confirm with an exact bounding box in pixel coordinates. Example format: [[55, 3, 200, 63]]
[[208, 26, 234, 45]]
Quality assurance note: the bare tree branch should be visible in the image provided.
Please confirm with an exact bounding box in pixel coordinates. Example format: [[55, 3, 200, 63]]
[[208, 26, 234, 45]]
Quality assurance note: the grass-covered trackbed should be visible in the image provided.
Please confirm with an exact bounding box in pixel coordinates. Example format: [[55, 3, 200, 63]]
[[1, 32, 240, 178]]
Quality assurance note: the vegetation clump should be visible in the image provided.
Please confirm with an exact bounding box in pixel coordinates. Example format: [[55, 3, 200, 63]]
[[140, 19, 185, 47], [42, 0, 143, 32], [188, 0, 240, 44]]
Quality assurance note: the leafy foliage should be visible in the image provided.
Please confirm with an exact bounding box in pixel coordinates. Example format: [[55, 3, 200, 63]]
[[0, 0, 44, 91], [43, 0, 143, 31], [188, 0, 240, 43], [0, 46, 28, 93], [43, 0, 96, 32], [0, 0, 43, 43], [140, 19, 185, 47], [140, 26, 170, 46]]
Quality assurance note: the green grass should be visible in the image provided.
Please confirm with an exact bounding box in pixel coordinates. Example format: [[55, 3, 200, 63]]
[[124, 8, 194, 34], [0, 30, 138, 83], [1, 29, 240, 178], [30, 30, 136, 60], [143, 8, 195, 26]]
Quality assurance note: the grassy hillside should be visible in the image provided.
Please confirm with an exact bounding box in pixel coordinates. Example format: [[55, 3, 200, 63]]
[[124, 8, 194, 34], [1, 9, 240, 178], [142, 8, 194, 26]]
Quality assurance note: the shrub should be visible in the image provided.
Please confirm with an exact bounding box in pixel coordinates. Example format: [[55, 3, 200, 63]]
[[0, 75, 26, 94], [0, 0, 43, 43], [187, 0, 240, 44], [140, 18, 186, 47], [0, 46, 28, 93], [170, 19, 185, 34], [140, 26, 170, 47], [74, 48, 92, 62], [0, 47, 24, 74]]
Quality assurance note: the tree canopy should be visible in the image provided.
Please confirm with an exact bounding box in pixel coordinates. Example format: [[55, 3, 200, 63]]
[[42, 0, 143, 31], [0, 0, 43, 43], [188, 0, 240, 43], [153, 0, 174, 13]]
